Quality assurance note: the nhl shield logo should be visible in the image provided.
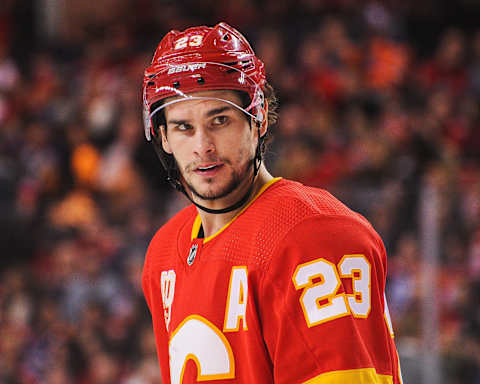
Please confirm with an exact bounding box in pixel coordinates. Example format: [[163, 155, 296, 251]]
[[187, 244, 198, 266]]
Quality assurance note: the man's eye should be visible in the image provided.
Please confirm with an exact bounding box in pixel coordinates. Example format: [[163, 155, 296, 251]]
[[175, 123, 192, 131], [212, 116, 228, 125]]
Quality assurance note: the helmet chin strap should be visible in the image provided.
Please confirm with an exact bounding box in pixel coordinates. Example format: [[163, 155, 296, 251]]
[[153, 125, 264, 215]]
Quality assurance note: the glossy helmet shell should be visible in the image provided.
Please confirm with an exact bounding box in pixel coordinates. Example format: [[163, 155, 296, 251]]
[[142, 22, 266, 141]]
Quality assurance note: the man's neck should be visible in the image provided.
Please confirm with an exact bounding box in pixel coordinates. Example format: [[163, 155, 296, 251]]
[[196, 165, 273, 239]]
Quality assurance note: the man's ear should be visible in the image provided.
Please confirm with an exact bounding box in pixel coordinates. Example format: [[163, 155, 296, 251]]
[[160, 126, 172, 154]]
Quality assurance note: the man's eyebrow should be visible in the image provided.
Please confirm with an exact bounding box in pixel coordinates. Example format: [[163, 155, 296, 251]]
[[167, 118, 189, 126], [205, 105, 233, 117], [167, 105, 234, 126]]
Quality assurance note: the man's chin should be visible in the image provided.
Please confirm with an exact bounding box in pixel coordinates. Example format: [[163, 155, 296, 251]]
[[190, 186, 229, 201], [187, 179, 241, 202]]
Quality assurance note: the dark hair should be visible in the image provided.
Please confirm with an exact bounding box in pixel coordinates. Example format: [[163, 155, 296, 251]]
[[262, 82, 278, 154]]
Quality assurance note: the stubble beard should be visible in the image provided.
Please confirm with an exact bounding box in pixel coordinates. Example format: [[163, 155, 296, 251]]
[[182, 157, 254, 201]]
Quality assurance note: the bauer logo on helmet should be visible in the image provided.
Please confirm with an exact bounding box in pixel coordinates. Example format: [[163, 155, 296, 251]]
[[167, 63, 207, 75]]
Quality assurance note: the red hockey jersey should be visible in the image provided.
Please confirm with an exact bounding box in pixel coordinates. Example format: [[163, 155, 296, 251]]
[[142, 178, 402, 383]]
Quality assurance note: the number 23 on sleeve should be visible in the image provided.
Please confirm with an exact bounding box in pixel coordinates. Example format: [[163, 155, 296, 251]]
[[292, 255, 371, 327]]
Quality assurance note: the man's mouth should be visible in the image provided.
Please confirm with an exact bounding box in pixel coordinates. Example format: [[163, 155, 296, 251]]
[[194, 163, 223, 175], [197, 164, 217, 171]]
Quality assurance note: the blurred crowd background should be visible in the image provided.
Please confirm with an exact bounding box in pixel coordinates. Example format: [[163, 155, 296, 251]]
[[1, 0, 480, 383]]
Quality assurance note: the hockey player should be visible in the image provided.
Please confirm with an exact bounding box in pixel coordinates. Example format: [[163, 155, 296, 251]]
[[142, 22, 402, 384]]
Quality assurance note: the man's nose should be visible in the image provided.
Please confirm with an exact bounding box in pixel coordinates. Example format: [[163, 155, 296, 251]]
[[193, 128, 215, 156]]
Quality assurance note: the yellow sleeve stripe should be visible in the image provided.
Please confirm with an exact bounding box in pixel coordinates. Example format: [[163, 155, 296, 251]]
[[302, 368, 393, 384], [190, 177, 282, 242]]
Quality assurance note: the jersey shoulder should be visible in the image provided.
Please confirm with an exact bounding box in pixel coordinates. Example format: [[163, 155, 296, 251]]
[[241, 179, 382, 270], [266, 178, 369, 223], [251, 178, 375, 238]]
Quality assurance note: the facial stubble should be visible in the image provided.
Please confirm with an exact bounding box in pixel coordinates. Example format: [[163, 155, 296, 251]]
[[181, 151, 254, 201]]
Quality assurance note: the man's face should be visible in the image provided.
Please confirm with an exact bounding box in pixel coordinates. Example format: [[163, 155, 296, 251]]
[[160, 90, 260, 201]]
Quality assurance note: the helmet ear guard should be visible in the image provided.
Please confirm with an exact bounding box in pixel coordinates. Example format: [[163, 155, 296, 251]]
[[252, 88, 265, 126], [256, 108, 264, 125]]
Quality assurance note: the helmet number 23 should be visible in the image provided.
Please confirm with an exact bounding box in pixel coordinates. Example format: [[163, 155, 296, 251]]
[[174, 35, 204, 50], [292, 255, 371, 326]]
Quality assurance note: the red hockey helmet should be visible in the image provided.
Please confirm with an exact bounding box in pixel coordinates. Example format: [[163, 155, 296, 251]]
[[142, 22, 266, 141]]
